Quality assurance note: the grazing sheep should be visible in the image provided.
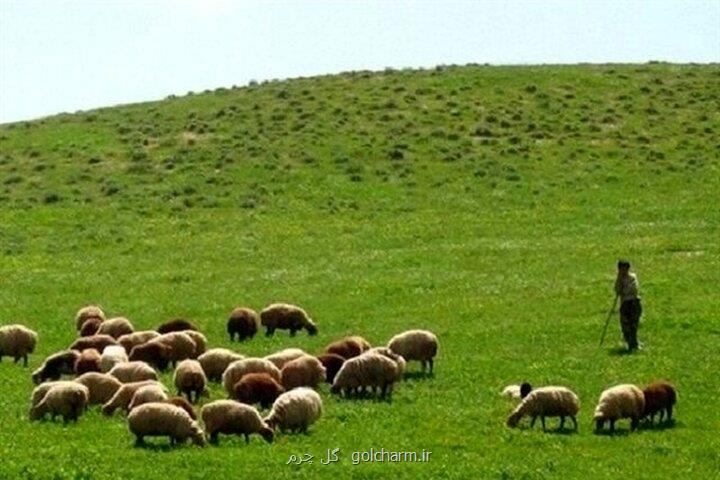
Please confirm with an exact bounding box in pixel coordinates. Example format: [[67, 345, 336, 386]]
[[128, 384, 169, 411], [100, 345, 128, 373], [183, 330, 207, 358], [154, 332, 196, 367], [227, 307, 260, 341], [260, 303, 317, 337], [29, 382, 89, 422], [32, 350, 80, 384], [157, 318, 197, 334], [101, 380, 161, 415], [79, 318, 102, 336], [198, 348, 244, 381], [70, 334, 118, 353], [173, 360, 208, 403], [74, 348, 102, 375], [129, 341, 172, 371], [202, 400, 274, 444], [324, 337, 366, 359], [167, 397, 197, 420], [232, 373, 285, 409], [331, 353, 401, 398], [75, 305, 106, 331], [97, 317, 135, 339], [30, 381, 75, 408], [108, 361, 158, 383], [387, 329, 438, 373], [348, 335, 372, 352], [265, 387, 323, 434], [643, 381, 677, 424], [74, 372, 122, 405], [506, 386, 580, 431], [264, 348, 308, 369], [117, 331, 160, 353], [317, 353, 345, 384], [281, 355, 326, 390], [594, 384, 645, 433], [128, 403, 205, 447], [222, 358, 282, 395], [365, 347, 406, 376], [0, 324, 38, 366]]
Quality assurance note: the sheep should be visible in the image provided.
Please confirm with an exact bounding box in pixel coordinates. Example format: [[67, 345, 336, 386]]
[[227, 307, 259, 341], [97, 317, 135, 339], [127, 402, 205, 447], [173, 359, 208, 403], [117, 330, 160, 353], [501, 382, 534, 400], [364, 347, 406, 376], [74, 372, 122, 405], [387, 329, 438, 373], [324, 337, 366, 359], [331, 353, 401, 398], [232, 373, 285, 409], [348, 335, 372, 352], [79, 318, 102, 336], [506, 386, 580, 431], [75, 305, 106, 331], [32, 350, 80, 384], [74, 348, 101, 375], [29, 382, 89, 422], [198, 348, 244, 381], [202, 400, 274, 444], [167, 397, 197, 420], [642, 381, 677, 424], [222, 358, 282, 395], [157, 318, 197, 334], [108, 361, 158, 383], [70, 334, 118, 353], [281, 355, 326, 390], [100, 345, 128, 373], [260, 303, 317, 337], [0, 324, 38, 366], [183, 330, 207, 358], [594, 384, 645, 433], [128, 384, 169, 411], [129, 341, 172, 371], [101, 380, 161, 415], [154, 332, 196, 366], [264, 348, 308, 369], [30, 381, 75, 408], [317, 353, 345, 384], [264, 387, 322, 434]]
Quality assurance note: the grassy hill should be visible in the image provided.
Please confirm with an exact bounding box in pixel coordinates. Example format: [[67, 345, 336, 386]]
[[0, 63, 718, 480]]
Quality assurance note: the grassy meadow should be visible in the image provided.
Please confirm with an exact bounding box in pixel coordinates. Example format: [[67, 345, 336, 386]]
[[0, 63, 718, 479]]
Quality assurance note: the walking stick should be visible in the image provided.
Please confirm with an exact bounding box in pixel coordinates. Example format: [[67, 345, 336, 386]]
[[599, 295, 619, 347]]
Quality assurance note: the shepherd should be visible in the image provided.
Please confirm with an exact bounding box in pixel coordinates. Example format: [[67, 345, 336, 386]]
[[614, 259, 642, 351]]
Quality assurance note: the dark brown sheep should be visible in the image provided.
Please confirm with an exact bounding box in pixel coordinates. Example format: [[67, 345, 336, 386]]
[[316, 353, 346, 384], [643, 381, 677, 424], [74, 349, 101, 375], [166, 396, 197, 420], [70, 335, 118, 353], [32, 350, 80, 384], [227, 307, 259, 341], [259, 303, 317, 337], [324, 337, 365, 359], [129, 342, 172, 371], [157, 318, 197, 334], [232, 373, 285, 409], [79, 318, 102, 337]]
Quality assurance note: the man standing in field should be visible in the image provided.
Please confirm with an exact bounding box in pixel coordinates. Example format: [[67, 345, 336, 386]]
[[615, 260, 642, 351]]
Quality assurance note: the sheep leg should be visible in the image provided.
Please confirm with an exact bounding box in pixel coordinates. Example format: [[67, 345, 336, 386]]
[[265, 327, 274, 337], [428, 358, 434, 373], [609, 419, 615, 433], [244, 434, 250, 444], [421, 360, 426, 373], [209, 432, 219, 444], [631, 417, 639, 431], [541, 416, 546, 431], [666, 405, 673, 422], [380, 383, 387, 398], [23, 355, 29, 367], [13, 356, 20, 364], [530, 416, 537, 428], [135, 436, 145, 447], [559, 416, 565, 430], [289, 328, 297, 337], [570, 416, 578, 431]]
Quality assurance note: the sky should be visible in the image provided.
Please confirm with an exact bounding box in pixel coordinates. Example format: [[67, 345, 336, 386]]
[[1, 0, 718, 123]]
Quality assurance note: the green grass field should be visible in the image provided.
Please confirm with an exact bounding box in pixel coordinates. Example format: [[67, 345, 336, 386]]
[[0, 63, 718, 479]]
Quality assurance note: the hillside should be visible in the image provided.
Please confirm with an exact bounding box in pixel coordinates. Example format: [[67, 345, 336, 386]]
[[0, 63, 719, 480]]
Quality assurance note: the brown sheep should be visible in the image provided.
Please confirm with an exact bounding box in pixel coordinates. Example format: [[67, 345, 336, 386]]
[[74, 349, 101, 375], [32, 350, 80, 384], [157, 319, 197, 334], [167, 396, 197, 420], [79, 318, 102, 337], [260, 303, 317, 337], [281, 355, 326, 390], [317, 353, 345, 384], [75, 305, 106, 331], [97, 317, 135, 339], [70, 335, 118, 353], [227, 307, 259, 341], [232, 373, 285, 409], [129, 342, 172, 371], [643, 381, 677, 424], [324, 337, 365, 359]]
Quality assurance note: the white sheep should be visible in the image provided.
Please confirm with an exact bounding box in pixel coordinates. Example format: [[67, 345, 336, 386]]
[[264, 348, 308, 370], [29, 382, 89, 422], [264, 387, 322, 434], [30, 381, 75, 408], [201, 400, 274, 444], [198, 348, 244, 381], [97, 317, 135, 339], [128, 384, 169, 411], [154, 331, 196, 366], [173, 359, 208, 403], [127, 402, 205, 446], [102, 380, 161, 415], [100, 345, 128, 373], [108, 361, 158, 383], [331, 352, 401, 398], [594, 384, 645, 433], [280, 355, 326, 390], [222, 358, 282, 395], [74, 372, 123, 405], [387, 329, 438, 373], [117, 331, 160, 353], [364, 346, 406, 376], [501, 382, 533, 400], [75, 305, 106, 330], [0, 324, 38, 366], [506, 386, 580, 430], [183, 330, 207, 358]]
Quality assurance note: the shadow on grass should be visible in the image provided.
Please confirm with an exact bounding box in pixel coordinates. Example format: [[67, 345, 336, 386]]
[[333, 393, 393, 404], [607, 347, 635, 356], [640, 419, 678, 432], [133, 441, 193, 451], [593, 428, 632, 437], [403, 371, 434, 381]]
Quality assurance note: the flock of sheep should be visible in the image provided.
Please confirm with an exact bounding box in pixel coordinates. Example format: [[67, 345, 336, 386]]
[[0, 303, 439, 446]]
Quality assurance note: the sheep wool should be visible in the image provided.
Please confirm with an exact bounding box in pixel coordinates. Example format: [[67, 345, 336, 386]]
[[0, 324, 38, 366], [264, 348, 308, 369], [198, 348, 244, 381], [222, 357, 282, 395], [593, 384, 645, 432], [227, 307, 260, 341], [260, 303, 318, 337], [281, 355, 326, 390], [32, 350, 80, 384], [323, 337, 365, 359], [79, 318, 102, 337], [102, 380, 161, 415], [75, 305, 106, 331], [108, 361, 158, 383], [30, 381, 75, 408], [167, 397, 197, 420], [331, 352, 401, 398], [128, 341, 172, 371], [387, 329, 438, 373], [154, 332, 196, 366], [173, 359, 208, 403], [202, 400, 274, 444], [70, 334, 118, 353], [643, 381, 677, 424], [183, 330, 207, 358], [316, 354, 345, 384], [74, 348, 102, 375], [128, 402, 205, 446], [97, 317, 135, 339], [506, 386, 580, 430], [100, 345, 129, 373], [232, 373, 285, 409], [128, 384, 169, 411], [117, 331, 160, 353], [156, 319, 197, 334], [364, 347, 406, 376], [74, 372, 123, 405], [265, 387, 322, 434], [30, 382, 89, 422]]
